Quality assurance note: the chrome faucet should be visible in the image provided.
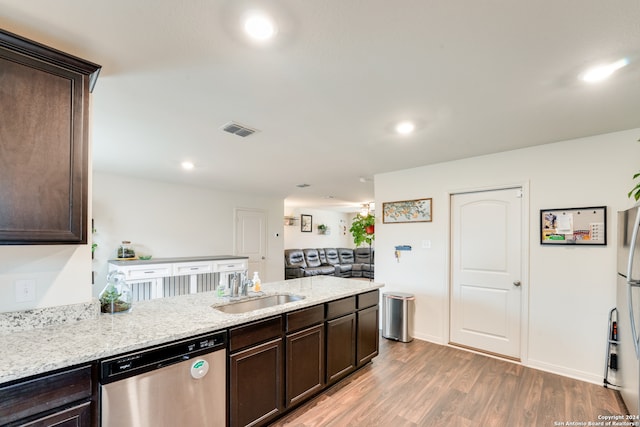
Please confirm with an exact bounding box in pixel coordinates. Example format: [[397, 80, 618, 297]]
[[239, 271, 250, 297], [230, 271, 250, 298]]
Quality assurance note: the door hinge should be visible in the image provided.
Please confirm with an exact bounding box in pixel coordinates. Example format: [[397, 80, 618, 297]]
[[516, 189, 523, 198]]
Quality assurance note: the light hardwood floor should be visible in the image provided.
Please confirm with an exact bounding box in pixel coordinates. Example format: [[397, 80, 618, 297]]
[[270, 336, 627, 427]]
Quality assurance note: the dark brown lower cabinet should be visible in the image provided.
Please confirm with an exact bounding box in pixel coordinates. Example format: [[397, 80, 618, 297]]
[[230, 337, 283, 427], [228, 293, 378, 426], [0, 365, 94, 427], [326, 313, 356, 384], [19, 401, 91, 427], [286, 323, 325, 407], [357, 304, 379, 365]]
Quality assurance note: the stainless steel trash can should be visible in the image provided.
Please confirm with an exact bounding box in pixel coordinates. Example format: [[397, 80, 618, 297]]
[[382, 292, 415, 342]]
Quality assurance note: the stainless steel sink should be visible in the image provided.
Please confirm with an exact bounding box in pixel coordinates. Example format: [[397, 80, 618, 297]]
[[213, 294, 305, 314]]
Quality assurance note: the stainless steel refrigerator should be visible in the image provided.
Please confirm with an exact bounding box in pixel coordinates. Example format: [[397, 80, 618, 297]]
[[617, 205, 640, 415]]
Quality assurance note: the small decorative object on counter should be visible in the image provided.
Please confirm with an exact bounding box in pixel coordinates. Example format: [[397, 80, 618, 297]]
[[99, 270, 132, 314], [252, 271, 261, 292], [117, 241, 136, 259], [217, 278, 227, 297]]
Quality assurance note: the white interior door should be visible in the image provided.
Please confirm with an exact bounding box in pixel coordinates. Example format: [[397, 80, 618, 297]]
[[235, 208, 267, 280], [450, 188, 523, 359]]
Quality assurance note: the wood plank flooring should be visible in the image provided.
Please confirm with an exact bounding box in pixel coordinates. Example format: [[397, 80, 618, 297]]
[[270, 336, 628, 427]]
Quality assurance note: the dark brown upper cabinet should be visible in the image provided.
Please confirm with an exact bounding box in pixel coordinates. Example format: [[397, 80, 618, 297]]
[[0, 28, 100, 244]]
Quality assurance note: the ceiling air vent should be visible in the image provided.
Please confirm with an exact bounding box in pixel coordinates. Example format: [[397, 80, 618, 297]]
[[221, 121, 258, 137]]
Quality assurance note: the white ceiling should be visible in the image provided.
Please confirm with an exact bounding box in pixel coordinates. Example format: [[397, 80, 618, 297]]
[[2, 1, 639, 212]]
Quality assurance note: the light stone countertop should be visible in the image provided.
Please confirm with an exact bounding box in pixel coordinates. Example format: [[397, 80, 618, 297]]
[[0, 276, 383, 385]]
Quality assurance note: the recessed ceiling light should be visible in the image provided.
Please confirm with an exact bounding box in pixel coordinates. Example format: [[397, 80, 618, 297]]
[[395, 121, 415, 135], [581, 58, 629, 83], [181, 161, 194, 170], [244, 13, 276, 41]]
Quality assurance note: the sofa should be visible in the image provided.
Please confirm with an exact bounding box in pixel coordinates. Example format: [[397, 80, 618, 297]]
[[284, 247, 374, 279]]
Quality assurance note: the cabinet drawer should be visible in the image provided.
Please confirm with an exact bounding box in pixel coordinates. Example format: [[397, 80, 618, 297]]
[[173, 261, 213, 276], [122, 264, 172, 280], [229, 316, 283, 353], [286, 305, 324, 333], [326, 296, 356, 320], [213, 260, 248, 273], [20, 401, 91, 427], [357, 290, 379, 309], [0, 365, 93, 425]]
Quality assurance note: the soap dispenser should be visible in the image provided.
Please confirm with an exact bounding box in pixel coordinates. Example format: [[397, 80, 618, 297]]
[[252, 272, 261, 292]]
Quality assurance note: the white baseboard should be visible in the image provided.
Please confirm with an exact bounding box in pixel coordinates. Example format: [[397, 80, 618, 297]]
[[393, 335, 603, 386], [526, 358, 603, 385]]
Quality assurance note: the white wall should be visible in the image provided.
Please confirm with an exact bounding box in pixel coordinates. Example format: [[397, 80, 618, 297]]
[[284, 207, 356, 249], [92, 172, 285, 296], [0, 245, 92, 313], [375, 128, 640, 384]]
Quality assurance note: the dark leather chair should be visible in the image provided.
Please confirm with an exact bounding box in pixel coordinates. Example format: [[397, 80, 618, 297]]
[[284, 248, 336, 279], [284, 249, 307, 279], [284, 247, 375, 279], [302, 249, 335, 276], [354, 247, 374, 279], [335, 248, 355, 277], [324, 248, 340, 265]]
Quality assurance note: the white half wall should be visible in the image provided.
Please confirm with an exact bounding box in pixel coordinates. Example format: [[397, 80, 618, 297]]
[[375, 128, 640, 384], [91, 172, 285, 296]]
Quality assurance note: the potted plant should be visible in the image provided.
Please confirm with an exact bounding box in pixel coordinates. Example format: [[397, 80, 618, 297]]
[[99, 285, 131, 313], [99, 270, 132, 313], [349, 214, 375, 247], [318, 224, 328, 234]]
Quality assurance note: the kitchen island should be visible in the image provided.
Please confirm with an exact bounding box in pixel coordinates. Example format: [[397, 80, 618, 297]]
[[0, 276, 382, 384], [0, 276, 383, 426]]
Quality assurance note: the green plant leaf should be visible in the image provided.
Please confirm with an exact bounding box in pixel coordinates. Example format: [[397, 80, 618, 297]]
[[349, 214, 375, 247]]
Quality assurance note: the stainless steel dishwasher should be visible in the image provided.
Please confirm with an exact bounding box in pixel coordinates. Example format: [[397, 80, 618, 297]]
[[100, 331, 227, 427]]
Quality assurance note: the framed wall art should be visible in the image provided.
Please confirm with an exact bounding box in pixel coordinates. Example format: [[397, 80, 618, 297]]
[[301, 214, 312, 232], [540, 206, 606, 245], [383, 198, 432, 223]]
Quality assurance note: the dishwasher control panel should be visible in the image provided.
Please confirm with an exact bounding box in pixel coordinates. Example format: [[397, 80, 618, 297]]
[[100, 331, 227, 383]]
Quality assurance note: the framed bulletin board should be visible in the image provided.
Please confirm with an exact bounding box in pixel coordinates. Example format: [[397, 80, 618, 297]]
[[540, 206, 606, 245]]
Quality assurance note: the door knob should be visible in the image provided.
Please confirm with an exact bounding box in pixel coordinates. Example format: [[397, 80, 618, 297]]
[[513, 280, 521, 287]]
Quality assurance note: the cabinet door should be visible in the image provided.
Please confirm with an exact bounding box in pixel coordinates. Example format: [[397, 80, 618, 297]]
[[0, 30, 100, 244], [326, 313, 356, 384], [357, 305, 379, 366], [286, 324, 325, 407], [230, 338, 283, 427], [19, 401, 91, 427], [0, 365, 92, 425]]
